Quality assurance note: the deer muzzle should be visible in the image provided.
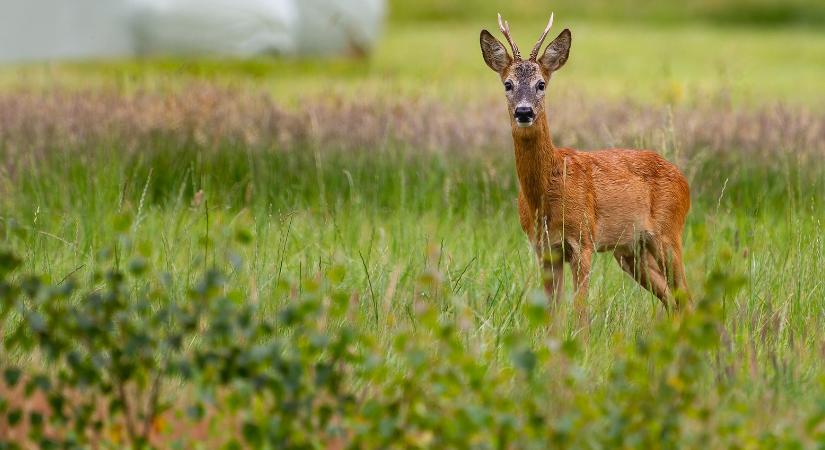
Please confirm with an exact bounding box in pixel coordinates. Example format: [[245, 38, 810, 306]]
[[514, 106, 535, 127]]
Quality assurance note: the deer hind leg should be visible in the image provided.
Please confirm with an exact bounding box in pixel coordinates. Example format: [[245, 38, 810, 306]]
[[643, 251, 675, 309], [614, 251, 671, 309], [645, 237, 694, 311], [666, 241, 691, 309]]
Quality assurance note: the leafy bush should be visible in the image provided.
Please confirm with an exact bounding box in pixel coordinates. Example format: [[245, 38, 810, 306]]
[[2, 228, 824, 448]]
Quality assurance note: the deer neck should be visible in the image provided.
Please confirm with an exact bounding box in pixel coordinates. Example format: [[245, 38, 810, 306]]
[[511, 111, 558, 210]]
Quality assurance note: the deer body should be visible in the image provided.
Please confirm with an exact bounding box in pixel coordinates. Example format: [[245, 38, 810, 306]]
[[482, 14, 690, 310]]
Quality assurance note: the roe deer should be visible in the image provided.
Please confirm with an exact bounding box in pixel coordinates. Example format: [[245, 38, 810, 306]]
[[480, 14, 691, 312]]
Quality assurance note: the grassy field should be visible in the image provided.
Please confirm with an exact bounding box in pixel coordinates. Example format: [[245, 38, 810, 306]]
[[2, 16, 825, 448], [388, 0, 825, 26], [3, 21, 825, 106]]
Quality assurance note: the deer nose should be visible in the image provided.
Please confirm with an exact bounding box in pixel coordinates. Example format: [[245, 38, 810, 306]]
[[514, 106, 535, 122]]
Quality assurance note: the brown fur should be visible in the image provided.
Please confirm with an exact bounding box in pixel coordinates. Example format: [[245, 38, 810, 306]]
[[481, 19, 691, 311]]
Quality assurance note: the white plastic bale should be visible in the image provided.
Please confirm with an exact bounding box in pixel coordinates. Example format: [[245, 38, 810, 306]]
[[293, 0, 385, 56], [0, 0, 134, 62], [128, 0, 299, 56], [0, 0, 385, 62]]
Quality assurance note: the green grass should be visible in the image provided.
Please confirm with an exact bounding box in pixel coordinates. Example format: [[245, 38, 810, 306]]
[[3, 138, 825, 444], [2, 21, 825, 106], [388, 0, 825, 27], [3, 137, 824, 379]]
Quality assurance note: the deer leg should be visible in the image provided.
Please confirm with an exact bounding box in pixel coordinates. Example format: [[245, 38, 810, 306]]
[[568, 244, 592, 327], [615, 253, 656, 300], [541, 245, 565, 308], [647, 237, 699, 311], [614, 249, 671, 310], [642, 251, 674, 309], [665, 242, 691, 310]]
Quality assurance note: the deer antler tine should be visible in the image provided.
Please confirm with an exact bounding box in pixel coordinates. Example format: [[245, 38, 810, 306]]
[[497, 13, 521, 60], [529, 12, 555, 61]]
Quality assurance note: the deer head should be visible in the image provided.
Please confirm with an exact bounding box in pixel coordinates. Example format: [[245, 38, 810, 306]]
[[480, 14, 571, 128]]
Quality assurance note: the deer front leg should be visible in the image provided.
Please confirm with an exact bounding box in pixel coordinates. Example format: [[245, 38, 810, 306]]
[[541, 245, 565, 308], [521, 196, 566, 307], [568, 244, 592, 329]]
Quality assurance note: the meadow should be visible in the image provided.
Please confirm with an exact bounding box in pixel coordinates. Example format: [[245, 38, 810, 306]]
[[1, 10, 825, 449]]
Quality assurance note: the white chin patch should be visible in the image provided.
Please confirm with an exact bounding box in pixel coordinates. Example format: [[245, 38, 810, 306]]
[[516, 120, 534, 128]]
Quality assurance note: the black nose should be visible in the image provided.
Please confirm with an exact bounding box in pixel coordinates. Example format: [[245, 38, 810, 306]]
[[514, 106, 535, 121]]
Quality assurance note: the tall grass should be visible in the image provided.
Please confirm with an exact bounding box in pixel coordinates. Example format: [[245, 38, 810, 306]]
[[1, 85, 823, 413]]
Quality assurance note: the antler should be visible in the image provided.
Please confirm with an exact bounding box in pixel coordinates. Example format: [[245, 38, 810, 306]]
[[497, 13, 521, 61], [528, 13, 554, 61]]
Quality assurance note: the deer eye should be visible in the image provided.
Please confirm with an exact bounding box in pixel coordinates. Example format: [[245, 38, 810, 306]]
[[536, 81, 546, 92], [504, 81, 514, 92]]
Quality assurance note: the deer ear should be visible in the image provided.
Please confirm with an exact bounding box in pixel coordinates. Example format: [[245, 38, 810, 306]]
[[539, 29, 571, 74], [480, 30, 512, 73]]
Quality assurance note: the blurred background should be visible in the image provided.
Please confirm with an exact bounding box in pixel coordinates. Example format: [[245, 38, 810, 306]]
[[1, 0, 824, 105], [0, 0, 384, 61]]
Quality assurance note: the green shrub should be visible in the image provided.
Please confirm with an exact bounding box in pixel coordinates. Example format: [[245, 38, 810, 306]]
[[1, 230, 823, 448]]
